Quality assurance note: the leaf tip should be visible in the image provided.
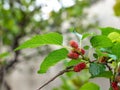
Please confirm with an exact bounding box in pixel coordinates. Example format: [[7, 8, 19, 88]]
[[37, 70, 46, 74]]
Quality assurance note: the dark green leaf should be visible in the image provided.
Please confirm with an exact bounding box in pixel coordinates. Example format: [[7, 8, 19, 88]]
[[90, 35, 112, 48], [112, 42, 120, 59], [15, 32, 63, 50], [38, 48, 68, 74], [93, 53, 98, 58], [100, 27, 120, 36], [89, 63, 106, 77], [96, 71, 113, 78], [79, 82, 100, 90]]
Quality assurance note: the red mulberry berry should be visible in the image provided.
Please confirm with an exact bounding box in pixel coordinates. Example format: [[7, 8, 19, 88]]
[[76, 48, 85, 55], [69, 40, 78, 49], [73, 62, 86, 72], [111, 82, 119, 90], [68, 52, 79, 59]]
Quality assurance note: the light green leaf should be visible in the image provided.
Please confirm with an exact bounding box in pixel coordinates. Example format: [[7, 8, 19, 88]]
[[108, 32, 120, 42], [90, 35, 112, 48], [66, 59, 81, 67], [89, 63, 106, 77], [79, 82, 100, 90], [15, 32, 63, 50], [38, 48, 68, 74], [95, 48, 108, 57], [0, 52, 10, 59], [82, 33, 95, 40], [83, 45, 90, 50], [112, 42, 120, 59], [100, 27, 120, 36], [108, 54, 117, 60]]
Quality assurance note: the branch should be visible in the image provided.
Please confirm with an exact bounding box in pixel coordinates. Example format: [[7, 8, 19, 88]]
[[37, 66, 73, 90], [105, 63, 112, 71], [105, 63, 112, 83]]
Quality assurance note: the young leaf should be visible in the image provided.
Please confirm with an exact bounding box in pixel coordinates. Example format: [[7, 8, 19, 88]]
[[108, 32, 120, 42], [90, 35, 112, 48], [100, 27, 120, 36], [15, 32, 63, 50], [82, 33, 95, 40], [38, 48, 68, 74], [89, 63, 106, 78], [79, 82, 100, 90], [112, 42, 120, 59]]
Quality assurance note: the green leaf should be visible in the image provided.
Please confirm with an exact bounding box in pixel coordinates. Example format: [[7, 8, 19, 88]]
[[66, 59, 81, 67], [96, 71, 113, 78], [108, 54, 117, 60], [93, 53, 98, 59], [108, 32, 120, 42], [38, 48, 68, 74], [79, 82, 100, 90], [95, 48, 108, 57], [89, 63, 106, 77], [82, 33, 95, 40], [100, 27, 120, 36], [83, 45, 90, 50], [90, 35, 112, 48], [0, 52, 10, 59], [109, 87, 113, 90], [15, 32, 63, 50], [112, 42, 120, 59]]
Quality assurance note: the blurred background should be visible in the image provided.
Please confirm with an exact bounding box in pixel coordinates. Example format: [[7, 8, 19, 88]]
[[0, 0, 120, 90]]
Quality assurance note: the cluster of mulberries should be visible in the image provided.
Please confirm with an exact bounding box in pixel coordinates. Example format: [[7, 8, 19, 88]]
[[67, 40, 86, 72], [67, 40, 85, 59]]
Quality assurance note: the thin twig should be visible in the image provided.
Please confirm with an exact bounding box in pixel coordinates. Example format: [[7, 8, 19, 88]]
[[37, 66, 73, 90], [105, 63, 112, 72]]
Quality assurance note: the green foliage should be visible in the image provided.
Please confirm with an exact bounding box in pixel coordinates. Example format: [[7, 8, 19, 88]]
[[108, 32, 120, 42], [15, 32, 63, 50], [38, 48, 68, 74], [96, 71, 113, 78], [79, 82, 100, 90], [112, 42, 120, 59], [16, 27, 120, 89], [53, 69, 91, 90], [0, 0, 104, 90], [82, 33, 95, 40], [89, 63, 106, 78], [90, 35, 112, 48], [100, 27, 120, 36], [66, 59, 81, 67], [0, 52, 10, 59], [83, 45, 90, 50]]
